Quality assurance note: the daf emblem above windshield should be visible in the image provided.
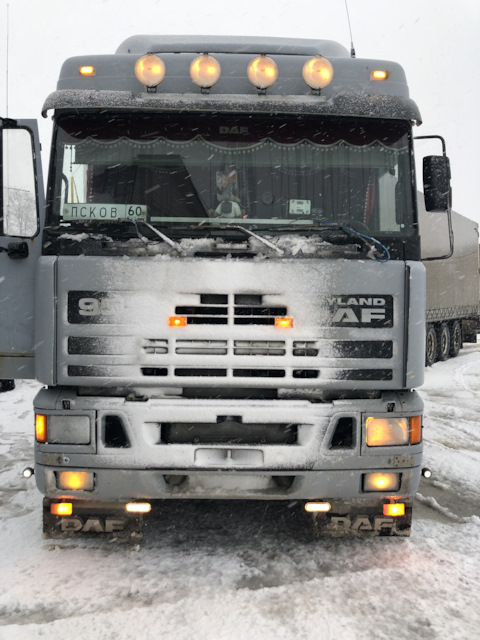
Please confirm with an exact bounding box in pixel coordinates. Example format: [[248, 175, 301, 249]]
[[219, 126, 249, 134]]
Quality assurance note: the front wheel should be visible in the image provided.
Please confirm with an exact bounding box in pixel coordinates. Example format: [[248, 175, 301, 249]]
[[425, 324, 438, 366]]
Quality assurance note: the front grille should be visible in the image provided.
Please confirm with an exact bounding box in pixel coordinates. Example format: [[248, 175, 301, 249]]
[[161, 417, 298, 445], [175, 293, 287, 326]]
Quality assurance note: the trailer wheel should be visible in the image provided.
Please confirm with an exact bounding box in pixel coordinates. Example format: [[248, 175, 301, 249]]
[[425, 324, 438, 366], [449, 320, 462, 357], [437, 323, 450, 361]]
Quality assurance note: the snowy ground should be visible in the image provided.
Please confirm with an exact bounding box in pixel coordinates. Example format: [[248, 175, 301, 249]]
[[0, 344, 479, 640]]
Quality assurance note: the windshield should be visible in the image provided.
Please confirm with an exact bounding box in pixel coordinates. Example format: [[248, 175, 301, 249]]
[[48, 113, 414, 237]]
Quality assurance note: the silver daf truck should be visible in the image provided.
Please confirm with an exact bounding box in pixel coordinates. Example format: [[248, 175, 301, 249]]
[[0, 36, 455, 538]]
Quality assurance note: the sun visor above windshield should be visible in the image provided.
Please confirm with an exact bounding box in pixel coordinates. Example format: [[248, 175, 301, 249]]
[[42, 91, 422, 124]]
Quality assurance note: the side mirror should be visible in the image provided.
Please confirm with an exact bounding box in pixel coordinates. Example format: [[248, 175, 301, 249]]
[[423, 155, 451, 212]]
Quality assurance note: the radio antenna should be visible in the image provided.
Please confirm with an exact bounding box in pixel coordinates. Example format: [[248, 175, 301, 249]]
[[5, 2, 9, 116], [344, 0, 356, 58]]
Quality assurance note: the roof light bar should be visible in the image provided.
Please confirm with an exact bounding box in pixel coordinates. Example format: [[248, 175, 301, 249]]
[[135, 54, 166, 87], [302, 56, 334, 90], [247, 55, 278, 90], [190, 54, 221, 88]]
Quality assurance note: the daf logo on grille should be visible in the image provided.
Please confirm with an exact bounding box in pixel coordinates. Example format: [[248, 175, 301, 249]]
[[325, 295, 393, 328]]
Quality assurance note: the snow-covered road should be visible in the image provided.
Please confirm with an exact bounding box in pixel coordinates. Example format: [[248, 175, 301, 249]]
[[1, 344, 479, 640]]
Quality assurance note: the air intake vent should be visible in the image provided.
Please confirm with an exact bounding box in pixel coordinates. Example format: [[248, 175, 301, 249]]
[[175, 293, 287, 325], [103, 415, 130, 448], [161, 417, 298, 445], [330, 417, 355, 449]]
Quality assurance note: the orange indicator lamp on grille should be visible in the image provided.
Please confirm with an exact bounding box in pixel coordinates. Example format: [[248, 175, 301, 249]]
[[275, 317, 294, 329], [169, 316, 187, 327]]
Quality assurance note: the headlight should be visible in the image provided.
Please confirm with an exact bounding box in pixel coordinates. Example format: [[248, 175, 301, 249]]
[[366, 415, 421, 446]]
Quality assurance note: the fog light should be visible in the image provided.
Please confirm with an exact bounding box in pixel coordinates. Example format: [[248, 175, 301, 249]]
[[57, 471, 94, 491], [383, 503, 405, 517], [126, 502, 151, 513], [50, 502, 73, 516], [363, 472, 400, 492], [305, 502, 331, 513]]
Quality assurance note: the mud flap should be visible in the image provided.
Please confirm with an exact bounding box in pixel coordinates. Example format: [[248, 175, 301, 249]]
[[43, 498, 144, 542], [309, 498, 413, 538]]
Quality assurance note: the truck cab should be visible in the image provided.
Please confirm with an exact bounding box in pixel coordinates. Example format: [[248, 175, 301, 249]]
[[0, 36, 453, 538]]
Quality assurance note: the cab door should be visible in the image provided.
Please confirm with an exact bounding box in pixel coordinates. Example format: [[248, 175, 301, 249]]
[[0, 118, 44, 379]]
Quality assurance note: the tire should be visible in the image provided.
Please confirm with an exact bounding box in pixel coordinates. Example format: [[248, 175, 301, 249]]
[[0, 379, 15, 392], [425, 324, 438, 367], [437, 323, 450, 361], [449, 320, 462, 357]]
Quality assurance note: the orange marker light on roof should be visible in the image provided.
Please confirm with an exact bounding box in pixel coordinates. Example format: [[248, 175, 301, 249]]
[[275, 317, 294, 329], [79, 65, 95, 76], [169, 316, 187, 327], [371, 69, 388, 81]]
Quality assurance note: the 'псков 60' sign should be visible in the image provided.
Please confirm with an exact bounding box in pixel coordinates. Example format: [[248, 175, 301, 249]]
[[62, 203, 147, 221]]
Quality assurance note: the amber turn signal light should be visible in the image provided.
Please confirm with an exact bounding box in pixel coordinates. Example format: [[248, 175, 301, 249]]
[[275, 317, 294, 329], [169, 316, 187, 327], [35, 414, 47, 443]]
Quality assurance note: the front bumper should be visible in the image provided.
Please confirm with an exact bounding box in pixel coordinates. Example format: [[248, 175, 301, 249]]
[[34, 388, 423, 502]]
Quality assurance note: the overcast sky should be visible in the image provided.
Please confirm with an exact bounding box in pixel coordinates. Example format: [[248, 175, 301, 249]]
[[1, 0, 479, 225]]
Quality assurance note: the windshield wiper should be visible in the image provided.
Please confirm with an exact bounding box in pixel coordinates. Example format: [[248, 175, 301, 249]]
[[188, 222, 284, 256], [268, 221, 390, 262], [134, 220, 184, 253]]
